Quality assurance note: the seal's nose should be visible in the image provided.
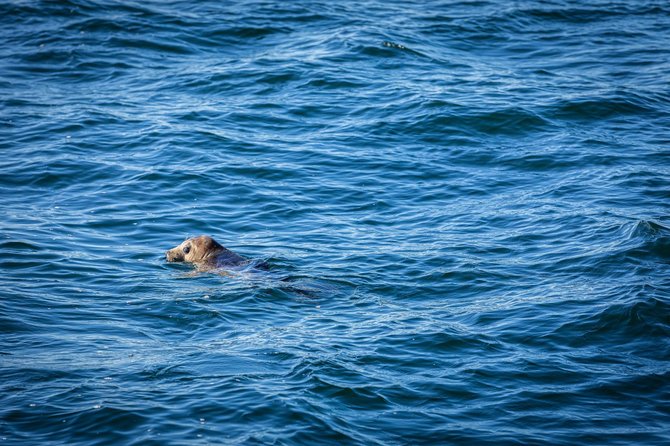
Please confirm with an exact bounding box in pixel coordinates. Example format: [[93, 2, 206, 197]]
[[165, 248, 183, 262]]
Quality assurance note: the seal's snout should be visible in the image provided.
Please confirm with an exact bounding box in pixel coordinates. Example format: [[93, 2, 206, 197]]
[[165, 249, 181, 262]]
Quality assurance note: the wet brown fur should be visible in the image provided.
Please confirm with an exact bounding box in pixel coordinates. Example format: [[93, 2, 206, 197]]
[[165, 235, 245, 270]]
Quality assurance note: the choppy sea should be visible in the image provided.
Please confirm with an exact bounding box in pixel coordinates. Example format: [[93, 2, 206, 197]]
[[1, 0, 669, 444]]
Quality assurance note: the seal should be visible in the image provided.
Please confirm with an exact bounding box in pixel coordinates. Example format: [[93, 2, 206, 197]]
[[165, 235, 246, 271]]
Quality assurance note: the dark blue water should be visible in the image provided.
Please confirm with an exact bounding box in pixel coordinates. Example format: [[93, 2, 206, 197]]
[[2, 0, 670, 444]]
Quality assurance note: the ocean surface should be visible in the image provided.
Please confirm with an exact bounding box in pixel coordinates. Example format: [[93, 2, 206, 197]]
[[1, 0, 669, 444]]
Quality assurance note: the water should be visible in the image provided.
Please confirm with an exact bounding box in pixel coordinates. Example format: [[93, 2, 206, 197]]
[[1, 0, 669, 444]]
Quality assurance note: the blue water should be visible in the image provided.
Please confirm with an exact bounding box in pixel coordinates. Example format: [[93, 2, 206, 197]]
[[1, 0, 670, 444]]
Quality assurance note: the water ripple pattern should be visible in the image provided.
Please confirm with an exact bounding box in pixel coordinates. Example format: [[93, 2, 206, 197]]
[[1, 0, 669, 445]]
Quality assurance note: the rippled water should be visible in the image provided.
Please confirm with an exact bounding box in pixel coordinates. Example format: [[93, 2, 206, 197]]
[[2, 0, 670, 444]]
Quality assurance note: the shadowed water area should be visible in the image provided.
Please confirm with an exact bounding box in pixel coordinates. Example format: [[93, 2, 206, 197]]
[[1, 0, 669, 444]]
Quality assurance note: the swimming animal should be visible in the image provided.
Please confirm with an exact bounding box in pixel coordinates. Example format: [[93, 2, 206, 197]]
[[165, 235, 246, 271]]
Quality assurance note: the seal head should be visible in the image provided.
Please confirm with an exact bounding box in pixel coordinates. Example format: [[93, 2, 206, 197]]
[[166, 235, 245, 269]]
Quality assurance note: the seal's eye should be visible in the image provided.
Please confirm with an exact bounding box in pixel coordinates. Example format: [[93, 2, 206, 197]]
[[183, 245, 191, 254]]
